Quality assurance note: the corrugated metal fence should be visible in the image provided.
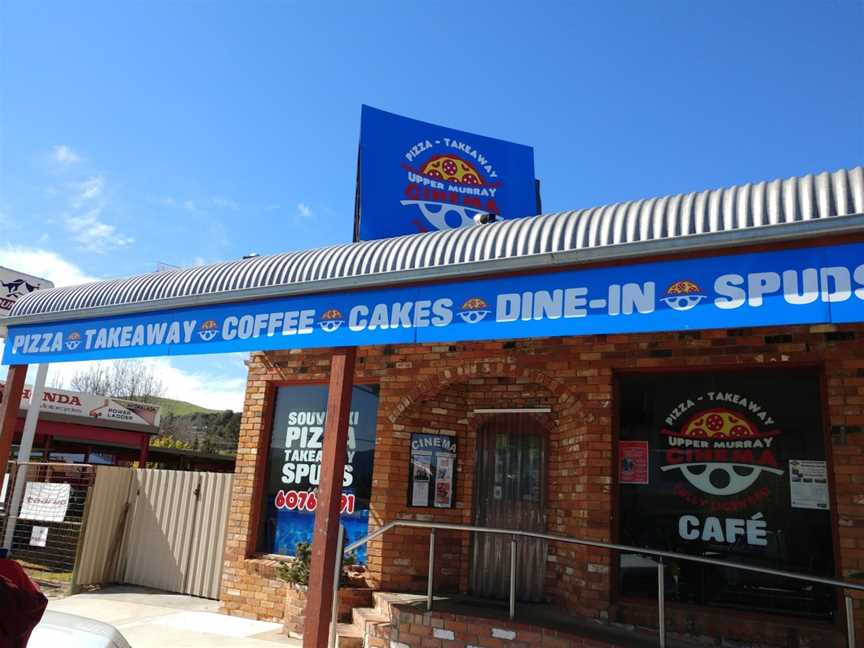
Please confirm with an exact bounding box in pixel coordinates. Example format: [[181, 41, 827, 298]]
[[75, 466, 232, 599]]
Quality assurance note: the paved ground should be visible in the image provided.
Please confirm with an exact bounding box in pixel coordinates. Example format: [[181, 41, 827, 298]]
[[47, 585, 301, 647]]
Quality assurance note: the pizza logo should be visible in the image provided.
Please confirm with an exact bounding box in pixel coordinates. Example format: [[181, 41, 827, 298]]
[[401, 138, 502, 232], [420, 155, 484, 186], [661, 280, 707, 312], [662, 407, 783, 497], [198, 319, 219, 342], [318, 309, 344, 333], [65, 331, 82, 351], [457, 297, 491, 324], [678, 409, 756, 438]]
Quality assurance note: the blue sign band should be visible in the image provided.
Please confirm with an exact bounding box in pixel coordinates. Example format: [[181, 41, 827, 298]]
[[4, 242, 863, 364]]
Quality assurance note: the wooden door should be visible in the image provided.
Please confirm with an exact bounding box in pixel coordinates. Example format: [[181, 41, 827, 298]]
[[470, 415, 547, 602]]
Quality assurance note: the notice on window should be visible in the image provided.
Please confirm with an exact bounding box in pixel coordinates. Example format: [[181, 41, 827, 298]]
[[619, 441, 649, 485], [434, 455, 454, 508], [30, 526, 48, 548], [789, 460, 829, 510], [411, 454, 432, 506], [409, 433, 457, 508], [0, 473, 8, 504], [20, 482, 71, 522]]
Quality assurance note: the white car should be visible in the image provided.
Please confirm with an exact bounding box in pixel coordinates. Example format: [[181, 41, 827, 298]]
[[29, 610, 131, 648]]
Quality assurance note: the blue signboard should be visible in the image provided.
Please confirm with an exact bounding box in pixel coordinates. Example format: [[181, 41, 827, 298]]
[[3, 242, 863, 365], [357, 105, 538, 241]]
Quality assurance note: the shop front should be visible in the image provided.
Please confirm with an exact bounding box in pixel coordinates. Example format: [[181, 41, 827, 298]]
[[220, 319, 861, 646], [1, 165, 862, 647]]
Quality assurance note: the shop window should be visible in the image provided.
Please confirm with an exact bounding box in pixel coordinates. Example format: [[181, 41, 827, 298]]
[[617, 369, 836, 619], [257, 384, 379, 565]]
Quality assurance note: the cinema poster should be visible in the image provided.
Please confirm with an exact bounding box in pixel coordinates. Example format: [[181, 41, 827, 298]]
[[617, 369, 837, 617], [356, 105, 538, 241], [260, 384, 379, 564], [409, 433, 457, 508]]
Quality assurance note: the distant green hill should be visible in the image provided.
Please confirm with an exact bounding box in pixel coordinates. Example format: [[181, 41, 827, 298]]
[[149, 396, 220, 417]]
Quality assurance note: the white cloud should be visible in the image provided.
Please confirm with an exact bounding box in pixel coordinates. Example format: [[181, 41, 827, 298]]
[[212, 197, 238, 210], [297, 202, 312, 218], [65, 210, 134, 254], [0, 353, 248, 413], [73, 175, 105, 204], [52, 145, 82, 165], [57, 174, 134, 254], [182, 200, 197, 212], [0, 246, 96, 286], [44, 356, 248, 412]]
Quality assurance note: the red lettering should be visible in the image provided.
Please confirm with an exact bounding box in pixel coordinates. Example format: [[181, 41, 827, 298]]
[[464, 195, 482, 209], [731, 449, 754, 464], [666, 449, 686, 464], [694, 449, 713, 463], [758, 449, 778, 468], [405, 184, 420, 200], [486, 199, 500, 214]]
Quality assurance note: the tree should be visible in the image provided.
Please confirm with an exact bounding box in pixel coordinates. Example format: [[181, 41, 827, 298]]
[[68, 359, 165, 402], [150, 435, 192, 450]]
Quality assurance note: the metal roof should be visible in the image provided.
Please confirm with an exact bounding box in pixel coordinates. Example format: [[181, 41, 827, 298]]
[[6, 165, 864, 327]]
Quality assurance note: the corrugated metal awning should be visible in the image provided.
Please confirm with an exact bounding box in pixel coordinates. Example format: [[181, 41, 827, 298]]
[[5, 166, 863, 327]]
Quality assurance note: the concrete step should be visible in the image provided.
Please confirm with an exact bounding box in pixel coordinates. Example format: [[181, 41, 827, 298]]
[[351, 605, 391, 639], [335, 622, 362, 648], [371, 591, 426, 619]]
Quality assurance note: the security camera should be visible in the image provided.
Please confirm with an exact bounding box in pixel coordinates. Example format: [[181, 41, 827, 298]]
[[473, 212, 497, 225]]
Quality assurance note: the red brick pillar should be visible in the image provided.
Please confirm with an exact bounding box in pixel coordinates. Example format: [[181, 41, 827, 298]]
[[0, 365, 27, 480], [302, 347, 356, 648]]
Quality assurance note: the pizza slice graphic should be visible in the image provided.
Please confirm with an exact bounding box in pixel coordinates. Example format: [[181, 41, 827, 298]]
[[666, 280, 702, 295], [420, 155, 484, 185], [461, 297, 488, 310], [680, 408, 758, 439]]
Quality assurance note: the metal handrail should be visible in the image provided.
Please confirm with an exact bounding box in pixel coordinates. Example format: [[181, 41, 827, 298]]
[[332, 519, 861, 648]]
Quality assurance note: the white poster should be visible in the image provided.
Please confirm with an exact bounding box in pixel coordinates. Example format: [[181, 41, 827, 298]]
[[411, 454, 432, 506], [412, 481, 430, 507], [20, 482, 71, 522], [789, 460, 829, 510], [29, 526, 48, 548], [0, 473, 8, 504]]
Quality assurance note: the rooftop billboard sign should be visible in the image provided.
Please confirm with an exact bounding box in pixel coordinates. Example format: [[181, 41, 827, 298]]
[[355, 105, 538, 241]]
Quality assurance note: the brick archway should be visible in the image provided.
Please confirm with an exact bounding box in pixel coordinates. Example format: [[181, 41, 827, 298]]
[[385, 357, 578, 424]]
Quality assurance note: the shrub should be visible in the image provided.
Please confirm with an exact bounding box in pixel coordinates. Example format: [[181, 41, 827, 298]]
[[275, 541, 360, 587], [276, 543, 311, 586]]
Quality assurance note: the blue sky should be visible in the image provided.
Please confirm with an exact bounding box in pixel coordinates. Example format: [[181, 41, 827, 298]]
[[1, 1, 862, 409]]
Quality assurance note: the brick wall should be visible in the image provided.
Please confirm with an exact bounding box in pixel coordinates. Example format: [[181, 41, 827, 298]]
[[383, 605, 627, 648], [220, 323, 864, 645]]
